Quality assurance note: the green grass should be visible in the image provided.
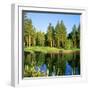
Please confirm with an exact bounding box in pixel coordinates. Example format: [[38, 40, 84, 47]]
[[24, 46, 63, 53], [71, 48, 80, 50], [24, 46, 80, 54]]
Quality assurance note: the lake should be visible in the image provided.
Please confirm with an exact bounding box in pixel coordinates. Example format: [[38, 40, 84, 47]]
[[24, 51, 80, 77]]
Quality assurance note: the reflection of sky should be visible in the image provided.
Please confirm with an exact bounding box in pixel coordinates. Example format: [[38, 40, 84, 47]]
[[35, 64, 47, 72], [25, 12, 80, 34], [65, 62, 79, 75], [65, 62, 72, 75]]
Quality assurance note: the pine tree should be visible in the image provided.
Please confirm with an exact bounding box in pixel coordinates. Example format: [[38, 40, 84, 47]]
[[55, 20, 67, 48], [55, 21, 60, 48], [47, 23, 53, 47], [76, 24, 80, 48], [71, 25, 77, 48], [36, 31, 45, 46]]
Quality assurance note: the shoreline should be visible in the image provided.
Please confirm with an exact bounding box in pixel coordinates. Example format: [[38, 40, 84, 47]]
[[24, 46, 80, 54]]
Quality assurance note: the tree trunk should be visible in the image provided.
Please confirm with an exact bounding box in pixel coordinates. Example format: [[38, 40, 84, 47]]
[[58, 40, 59, 48], [51, 41, 52, 47], [29, 35, 31, 47]]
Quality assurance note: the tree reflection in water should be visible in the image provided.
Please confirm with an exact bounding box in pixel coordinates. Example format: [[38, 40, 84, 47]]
[[24, 51, 80, 77]]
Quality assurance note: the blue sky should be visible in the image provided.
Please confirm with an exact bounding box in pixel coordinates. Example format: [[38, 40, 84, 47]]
[[25, 12, 80, 34]]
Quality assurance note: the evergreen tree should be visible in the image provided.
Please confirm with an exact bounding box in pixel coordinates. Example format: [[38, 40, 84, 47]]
[[55, 20, 67, 48], [36, 31, 45, 46], [31, 27, 36, 46], [60, 20, 67, 48], [55, 21, 61, 48], [71, 25, 77, 48], [47, 23, 53, 47], [76, 24, 80, 48]]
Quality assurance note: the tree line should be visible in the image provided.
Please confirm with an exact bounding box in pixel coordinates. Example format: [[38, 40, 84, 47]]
[[24, 15, 80, 49]]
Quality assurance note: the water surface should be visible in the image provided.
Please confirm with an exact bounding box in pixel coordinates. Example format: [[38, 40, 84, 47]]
[[24, 51, 80, 77]]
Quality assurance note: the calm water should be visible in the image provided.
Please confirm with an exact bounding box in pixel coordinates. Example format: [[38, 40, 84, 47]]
[[24, 51, 80, 77]]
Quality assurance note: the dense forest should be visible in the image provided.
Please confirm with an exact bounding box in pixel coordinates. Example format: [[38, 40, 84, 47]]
[[24, 14, 80, 49]]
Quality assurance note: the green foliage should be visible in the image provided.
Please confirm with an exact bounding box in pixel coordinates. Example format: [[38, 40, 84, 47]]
[[68, 24, 80, 48], [55, 21, 61, 48], [71, 25, 77, 48], [24, 17, 34, 47], [23, 13, 80, 49], [55, 20, 67, 48], [24, 46, 63, 54], [76, 24, 80, 48], [24, 64, 46, 77], [46, 23, 53, 47], [65, 39, 73, 49], [36, 32, 45, 46]]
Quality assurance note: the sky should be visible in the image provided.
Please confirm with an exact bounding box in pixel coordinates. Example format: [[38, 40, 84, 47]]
[[25, 11, 80, 34]]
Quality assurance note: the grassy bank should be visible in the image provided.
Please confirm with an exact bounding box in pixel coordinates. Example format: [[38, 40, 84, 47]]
[[24, 46, 80, 54]]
